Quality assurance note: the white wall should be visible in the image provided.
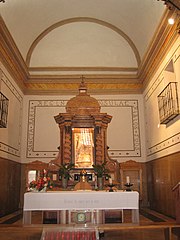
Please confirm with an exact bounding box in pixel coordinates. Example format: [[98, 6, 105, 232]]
[[0, 62, 23, 163], [143, 38, 180, 161], [21, 93, 146, 163]]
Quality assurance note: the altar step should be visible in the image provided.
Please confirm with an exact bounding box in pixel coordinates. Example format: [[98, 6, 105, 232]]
[[0, 209, 179, 240], [0, 208, 176, 225], [0, 223, 179, 240], [0, 210, 22, 224]]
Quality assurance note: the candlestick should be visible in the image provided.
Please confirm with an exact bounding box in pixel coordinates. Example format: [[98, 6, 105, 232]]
[[124, 183, 133, 191]]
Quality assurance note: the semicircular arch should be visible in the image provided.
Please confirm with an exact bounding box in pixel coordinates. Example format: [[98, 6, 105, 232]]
[[26, 17, 141, 67]]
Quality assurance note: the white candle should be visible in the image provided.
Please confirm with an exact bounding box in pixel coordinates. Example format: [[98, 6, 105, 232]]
[[94, 176, 98, 189], [126, 176, 130, 184], [109, 178, 113, 185]]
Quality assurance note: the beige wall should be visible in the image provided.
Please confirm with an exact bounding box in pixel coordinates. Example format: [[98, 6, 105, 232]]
[[143, 38, 180, 161], [0, 62, 23, 163]]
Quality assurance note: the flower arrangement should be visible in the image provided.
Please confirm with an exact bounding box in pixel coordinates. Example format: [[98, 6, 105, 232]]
[[29, 169, 53, 192]]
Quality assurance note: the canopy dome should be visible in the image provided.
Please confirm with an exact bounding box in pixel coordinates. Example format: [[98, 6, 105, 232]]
[[66, 80, 100, 115]]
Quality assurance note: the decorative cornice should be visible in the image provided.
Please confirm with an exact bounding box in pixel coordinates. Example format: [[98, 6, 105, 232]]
[[29, 66, 138, 72], [24, 82, 143, 95], [138, 8, 179, 89], [28, 74, 139, 83], [0, 16, 28, 92]]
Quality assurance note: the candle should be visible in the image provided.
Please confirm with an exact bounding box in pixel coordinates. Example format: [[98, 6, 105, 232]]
[[126, 176, 130, 184], [94, 176, 98, 189], [109, 178, 113, 185]]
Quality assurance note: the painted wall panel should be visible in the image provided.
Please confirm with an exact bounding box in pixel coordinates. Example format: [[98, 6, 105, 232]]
[[21, 94, 146, 163]]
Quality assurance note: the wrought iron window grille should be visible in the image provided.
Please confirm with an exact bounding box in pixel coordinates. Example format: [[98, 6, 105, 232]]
[[158, 82, 179, 124], [0, 92, 9, 128]]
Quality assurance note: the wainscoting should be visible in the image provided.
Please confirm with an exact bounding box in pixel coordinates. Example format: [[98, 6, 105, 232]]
[[146, 151, 180, 218], [0, 157, 21, 217], [1, 152, 179, 221]]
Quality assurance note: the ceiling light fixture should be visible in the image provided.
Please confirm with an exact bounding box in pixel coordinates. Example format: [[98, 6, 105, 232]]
[[168, 17, 175, 24], [157, 0, 180, 33]]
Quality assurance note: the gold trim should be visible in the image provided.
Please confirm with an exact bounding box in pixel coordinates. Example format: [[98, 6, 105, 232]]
[[26, 17, 141, 67], [24, 82, 143, 95], [0, 16, 28, 92]]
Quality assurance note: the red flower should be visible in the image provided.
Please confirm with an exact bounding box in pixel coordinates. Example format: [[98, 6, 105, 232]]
[[29, 170, 53, 192]]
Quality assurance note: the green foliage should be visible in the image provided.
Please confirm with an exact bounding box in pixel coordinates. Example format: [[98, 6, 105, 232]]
[[92, 161, 110, 178], [58, 162, 74, 179]]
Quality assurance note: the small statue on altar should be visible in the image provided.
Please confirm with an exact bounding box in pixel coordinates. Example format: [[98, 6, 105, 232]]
[[74, 169, 92, 191]]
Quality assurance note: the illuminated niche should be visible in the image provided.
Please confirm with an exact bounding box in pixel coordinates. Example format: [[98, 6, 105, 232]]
[[73, 128, 94, 168]]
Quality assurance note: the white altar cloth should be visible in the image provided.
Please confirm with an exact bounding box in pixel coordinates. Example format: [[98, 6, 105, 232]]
[[23, 191, 139, 224]]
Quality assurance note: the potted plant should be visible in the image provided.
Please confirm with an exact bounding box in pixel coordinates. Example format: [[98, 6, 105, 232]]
[[58, 162, 74, 189], [92, 161, 110, 190]]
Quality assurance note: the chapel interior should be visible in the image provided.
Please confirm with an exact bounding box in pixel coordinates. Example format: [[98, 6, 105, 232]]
[[0, 0, 180, 239]]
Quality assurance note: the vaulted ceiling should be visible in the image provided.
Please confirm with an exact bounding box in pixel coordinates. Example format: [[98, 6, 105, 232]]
[[0, 0, 179, 94]]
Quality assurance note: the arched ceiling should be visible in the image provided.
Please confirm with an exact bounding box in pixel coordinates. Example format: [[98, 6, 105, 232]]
[[0, 0, 179, 94]]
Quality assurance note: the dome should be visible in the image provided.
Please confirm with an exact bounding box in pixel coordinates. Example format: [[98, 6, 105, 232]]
[[66, 80, 100, 115]]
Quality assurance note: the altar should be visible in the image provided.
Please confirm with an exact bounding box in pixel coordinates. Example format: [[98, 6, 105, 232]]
[[23, 191, 139, 225]]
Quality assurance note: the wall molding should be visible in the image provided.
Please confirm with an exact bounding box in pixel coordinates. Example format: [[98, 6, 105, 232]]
[[100, 99, 141, 158], [147, 132, 180, 156]]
